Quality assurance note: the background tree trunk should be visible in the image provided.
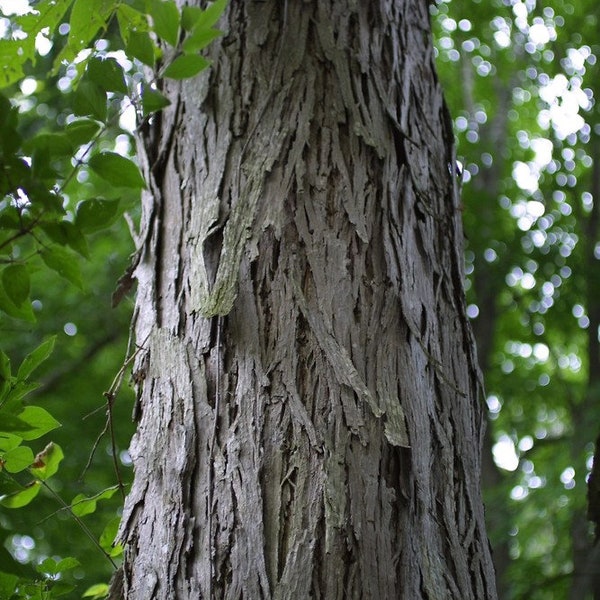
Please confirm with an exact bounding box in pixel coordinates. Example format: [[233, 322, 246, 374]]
[[117, 1, 497, 598]]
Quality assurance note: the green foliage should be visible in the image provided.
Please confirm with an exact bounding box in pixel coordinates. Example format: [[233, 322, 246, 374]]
[[81, 583, 109, 599], [0, 0, 71, 87], [162, 53, 210, 79], [0, 0, 227, 330], [140, 85, 170, 116], [1, 340, 59, 438], [0, 0, 227, 597], [433, 0, 600, 597], [99, 517, 123, 558], [70, 486, 120, 517], [88, 152, 146, 190], [150, 0, 180, 47]]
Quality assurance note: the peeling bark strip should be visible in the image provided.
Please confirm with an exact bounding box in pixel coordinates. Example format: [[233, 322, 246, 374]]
[[119, 1, 497, 599]]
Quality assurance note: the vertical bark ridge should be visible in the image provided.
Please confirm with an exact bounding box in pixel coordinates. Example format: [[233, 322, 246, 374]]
[[120, 1, 497, 598]]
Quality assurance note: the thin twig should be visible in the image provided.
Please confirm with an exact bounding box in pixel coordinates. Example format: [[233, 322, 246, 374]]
[[80, 333, 150, 499], [40, 480, 118, 570]]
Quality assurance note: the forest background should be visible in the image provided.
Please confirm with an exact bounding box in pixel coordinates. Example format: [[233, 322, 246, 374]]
[[0, 0, 598, 598]]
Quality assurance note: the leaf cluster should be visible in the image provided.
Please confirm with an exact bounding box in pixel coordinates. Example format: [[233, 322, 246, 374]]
[[0, 0, 227, 597]]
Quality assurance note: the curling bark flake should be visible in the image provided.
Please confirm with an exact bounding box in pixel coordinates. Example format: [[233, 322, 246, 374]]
[[117, 1, 498, 598]]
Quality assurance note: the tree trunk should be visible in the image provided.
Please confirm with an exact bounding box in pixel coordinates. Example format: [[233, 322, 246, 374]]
[[466, 82, 514, 599], [569, 139, 600, 600], [117, 1, 497, 598]]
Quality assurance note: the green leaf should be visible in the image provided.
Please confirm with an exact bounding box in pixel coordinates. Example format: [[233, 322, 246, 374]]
[[117, 4, 151, 45], [163, 54, 210, 79], [51, 581, 76, 597], [70, 485, 120, 517], [0, 480, 41, 508], [0, 414, 35, 436], [2, 446, 34, 473], [16, 0, 73, 61], [126, 30, 156, 67], [2, 381, 41, 412], [36, 558, 58, 576], [99, 516, 123, 557], [14, 408, 61, 441], [73, 80, 107, 122], [0, 281, 35, 322], [29, 442, 64, 480], [0, 92, 20, 152], [55, 557, 80, 573], [75, 198, 120, 232], [150, 0, 180, 46], [69, 0, 114, 43], [1, 158, 29, 198], [16, 0, 73, 38], [28, 187, 64, 214], [181, 6, 203, 31], [0, 355, 9, 402], [16, 582, 44, 600], [191, 0, 227, 31], [65, 119, 103, 146], [0, 0, 72, 87], [182, 27, 222, 53], [41, 222, 70, 246], [87, 56, 128, 94], [40, 246, 83, 288], [54, 560, 80, 579], [36, 556, 79, 576], [82, 583, 109, 599], [2, 414, 34, 434], [0, 208, 20, 232], [55, 0, 116, 69], [17, 336, 56, 381], [0, 349, 10, 381], [0, 40, 25, 89], [41, 220, 90, 258], [88, 152, 146, 189], [2, 264, 30, 308], [141, 85, 171, 116], [64, 221, 90, 258], [0, 572, 19, 598], [23, 133, 74, 157], [30, 152, 60, 183], [0, 433, 22, 453]]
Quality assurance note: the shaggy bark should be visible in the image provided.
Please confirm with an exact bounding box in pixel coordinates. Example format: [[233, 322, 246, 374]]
[[118, 1, 497, 598]]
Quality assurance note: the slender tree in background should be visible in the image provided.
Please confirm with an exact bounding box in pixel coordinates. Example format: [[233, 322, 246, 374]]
[[115, 1, 496, 597]]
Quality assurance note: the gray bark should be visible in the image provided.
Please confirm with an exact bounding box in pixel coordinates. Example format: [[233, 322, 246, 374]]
[[118, 1, 497, 598]]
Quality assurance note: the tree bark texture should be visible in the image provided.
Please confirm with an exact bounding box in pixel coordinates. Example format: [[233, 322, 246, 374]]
[[119, 1, 497, 598]]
